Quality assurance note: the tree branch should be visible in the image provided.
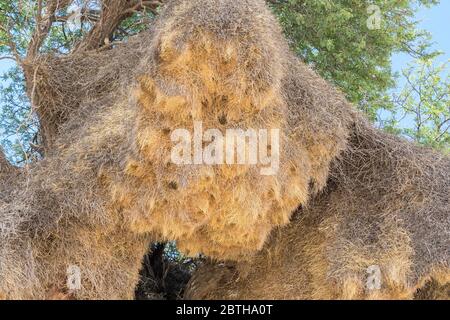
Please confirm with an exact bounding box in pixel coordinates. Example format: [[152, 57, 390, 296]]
[[25, 0, 73, 60], [74, 0, 163, 53], [0, 24, 22, 63]]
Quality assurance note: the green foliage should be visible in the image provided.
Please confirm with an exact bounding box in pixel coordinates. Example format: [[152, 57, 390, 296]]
[[0, 66, 37, 164], [270, 0, 440, 119], [0, 0, 155, 162], [0, 1, 34, 57], [0, 0, 155, 56], [382, 58, 449, 152]]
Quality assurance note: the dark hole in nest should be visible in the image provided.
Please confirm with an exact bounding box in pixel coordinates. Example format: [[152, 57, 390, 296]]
[[168, 181, 178, 190], [135, 242, 199, 300], [218, 114, 228, 125]]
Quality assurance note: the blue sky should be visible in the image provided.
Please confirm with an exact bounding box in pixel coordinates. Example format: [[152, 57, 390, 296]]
[[385, 1, 449, 130], [392, 1, 450, 72], [0, 58, 13, 75]]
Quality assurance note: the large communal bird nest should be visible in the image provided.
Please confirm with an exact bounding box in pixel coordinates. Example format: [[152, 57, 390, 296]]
[[0, 0, 448, 300]]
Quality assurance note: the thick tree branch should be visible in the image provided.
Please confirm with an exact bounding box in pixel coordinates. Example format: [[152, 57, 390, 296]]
[[74, 0, 162, 53], [26, 0, 73, 60]]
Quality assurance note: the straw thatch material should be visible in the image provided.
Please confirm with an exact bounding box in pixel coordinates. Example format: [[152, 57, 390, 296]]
[[0, 0, 448, 299], [116, 0, 353, 261], [186, 120, 450, 299]]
